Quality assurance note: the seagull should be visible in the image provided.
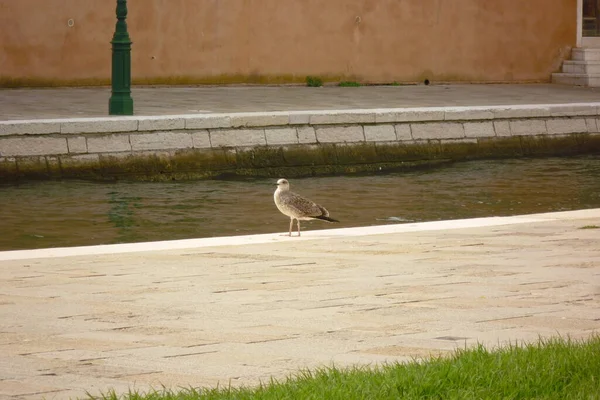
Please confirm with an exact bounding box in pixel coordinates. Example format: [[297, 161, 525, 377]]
[[273, 178, 339, 236]]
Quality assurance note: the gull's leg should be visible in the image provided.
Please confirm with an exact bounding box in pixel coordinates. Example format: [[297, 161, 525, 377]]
[[289, 218, 293, 236], [297, 220, 301, 236]]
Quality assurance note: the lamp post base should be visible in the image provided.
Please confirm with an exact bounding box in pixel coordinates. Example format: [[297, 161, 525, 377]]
[[109, 94, 134, 116]]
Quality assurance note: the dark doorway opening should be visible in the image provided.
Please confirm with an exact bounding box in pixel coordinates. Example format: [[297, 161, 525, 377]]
[[583, 0, 600, 36]]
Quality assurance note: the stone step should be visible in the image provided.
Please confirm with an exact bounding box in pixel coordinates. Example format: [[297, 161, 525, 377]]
[[562, 60, 600, 74], [552, 72, 600, 87], [572, 48, 600, 61]]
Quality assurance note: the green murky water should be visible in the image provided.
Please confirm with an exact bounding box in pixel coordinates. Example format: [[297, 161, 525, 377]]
[[1, 156, 599, 251]]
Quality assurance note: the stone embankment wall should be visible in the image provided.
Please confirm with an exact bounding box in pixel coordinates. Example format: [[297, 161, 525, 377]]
[[1, 104, 600, 181]]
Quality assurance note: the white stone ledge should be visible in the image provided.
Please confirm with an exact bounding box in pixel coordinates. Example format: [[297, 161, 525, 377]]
[[230, 112, 290, 127], [444, 106, 494, 121], [496, 103, 600, 119], [61, 118, 138, 134], [492, 106, 551, 119], [185, 114, 231, 130], [310, 110, 376, 125], [0, 120, 61, 136], [315, 126, 365, 143], [510, 120, 547, 135], [297, 127, 317, 144], [464, 121, 495, 138], [1, 103, 600, 138], [394, 124, 412, 141], [87, 134, 132, 153], [5, 118, 595, 157], [265, 128, 298, 145], [288, 112, 312, 125], [137, 116, 185, 131], [494, 121, 511, 137], [191, 131, 211, 148], [585, 118, 598, 132], [375, 103, 600, 123], [546, 118, 588, 135], [411, 122, 465, 140], [364, 125, 396, 142], [67, 136, 87, 153], [376, 109, 445, 123], [0, 137, 68, 156], [130, 132, 193, 151], [210, 129, 266, 147], [549, 104, 599, 117]]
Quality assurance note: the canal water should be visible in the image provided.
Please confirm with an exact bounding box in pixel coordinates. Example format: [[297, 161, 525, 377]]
[[1, 156, 599, 251]]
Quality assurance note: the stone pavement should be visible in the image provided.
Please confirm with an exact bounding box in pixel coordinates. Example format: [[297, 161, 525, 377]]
[[2, 84, 600, 120], [0, 209, 599, 399]]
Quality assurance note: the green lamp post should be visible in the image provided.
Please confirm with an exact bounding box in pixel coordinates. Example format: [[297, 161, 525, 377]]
[[109, 0, 133, 115]]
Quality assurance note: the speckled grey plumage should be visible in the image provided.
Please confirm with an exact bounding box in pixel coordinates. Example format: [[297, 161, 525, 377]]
[[274, 178, 339, 236]]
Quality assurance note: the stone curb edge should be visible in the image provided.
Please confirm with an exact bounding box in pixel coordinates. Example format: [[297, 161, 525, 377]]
[[2, 103, 600, 136]]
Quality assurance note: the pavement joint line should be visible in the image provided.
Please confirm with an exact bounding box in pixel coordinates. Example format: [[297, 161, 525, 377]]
[[162, 350, 219, 358], [0, 209, 597, 261]]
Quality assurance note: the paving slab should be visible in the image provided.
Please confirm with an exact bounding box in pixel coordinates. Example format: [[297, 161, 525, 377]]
[[0, 209, 599, 399], [2, 84, 600, 120]]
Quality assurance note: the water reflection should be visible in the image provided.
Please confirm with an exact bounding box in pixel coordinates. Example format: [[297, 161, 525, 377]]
[[1, 156, 599, 251]]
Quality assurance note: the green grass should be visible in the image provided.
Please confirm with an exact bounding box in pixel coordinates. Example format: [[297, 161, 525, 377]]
[[89, 335, 600, 400], [305, 76, 323, 87], [579, 225, 599, 229], [338, 81, 361, 87]]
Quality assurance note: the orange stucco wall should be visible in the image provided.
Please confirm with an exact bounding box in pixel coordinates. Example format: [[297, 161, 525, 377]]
[[0, 0, 577, 86]]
